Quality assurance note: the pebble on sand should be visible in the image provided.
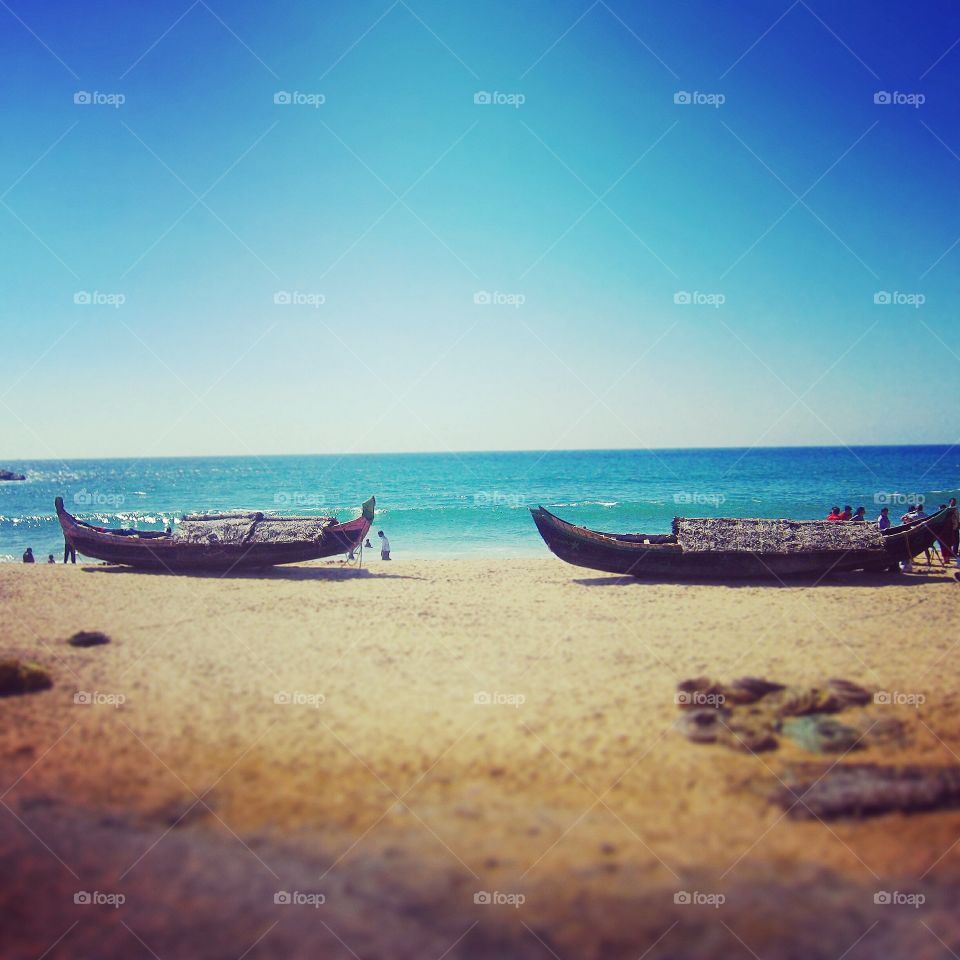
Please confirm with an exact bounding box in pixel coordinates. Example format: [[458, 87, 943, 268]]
[[68, 631, 111, 648]]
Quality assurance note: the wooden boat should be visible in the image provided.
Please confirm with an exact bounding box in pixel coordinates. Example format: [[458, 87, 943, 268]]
[[530, 504, 958, 580], [55, 496, 375, 572]]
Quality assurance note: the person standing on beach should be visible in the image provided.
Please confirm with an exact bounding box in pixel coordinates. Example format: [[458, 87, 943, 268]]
[[63, 539, 76, 564], [936, 504, 953, 564], [378, 530, 391, 560], [877, 507, 891, 531], [950, 498, 959, 556], [22, 547, 34, 563]]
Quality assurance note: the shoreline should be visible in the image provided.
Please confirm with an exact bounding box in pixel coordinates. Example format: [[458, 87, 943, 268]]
[[3, 560, 960, 957]]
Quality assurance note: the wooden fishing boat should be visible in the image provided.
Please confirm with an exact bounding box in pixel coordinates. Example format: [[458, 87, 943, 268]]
[[55, 496, 375, 572], [530, 504, 958, 580]]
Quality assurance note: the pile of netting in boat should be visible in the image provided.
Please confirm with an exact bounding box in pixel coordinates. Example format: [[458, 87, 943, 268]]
[[173, 512, 336, 545], [672, 517, 883, 553]]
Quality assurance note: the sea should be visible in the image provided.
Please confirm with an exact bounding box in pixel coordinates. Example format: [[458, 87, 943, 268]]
[[1, 446, 957, 562]]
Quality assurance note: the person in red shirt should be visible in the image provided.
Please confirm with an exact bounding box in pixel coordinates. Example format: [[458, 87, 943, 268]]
[[838, 505, 853, 521], [826, 506, 841, 521]]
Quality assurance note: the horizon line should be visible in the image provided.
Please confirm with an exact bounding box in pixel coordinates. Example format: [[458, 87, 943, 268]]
[[3, 442, 959, 462]]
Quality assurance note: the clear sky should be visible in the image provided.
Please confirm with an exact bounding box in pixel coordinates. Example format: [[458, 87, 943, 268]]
[[1, 0, 958, 458]]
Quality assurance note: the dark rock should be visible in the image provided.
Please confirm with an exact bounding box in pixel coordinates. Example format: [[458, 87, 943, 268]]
[[0, 470, 25, 481], [68, 630, 111, 648], [827, 678, 873, 707], [726, 676, 787, 703], [675, 707, 730, 744], [0, 660, 53, 697]]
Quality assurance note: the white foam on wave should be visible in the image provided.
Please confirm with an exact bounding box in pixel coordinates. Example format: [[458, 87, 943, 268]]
[[551, 500, 619, 508]]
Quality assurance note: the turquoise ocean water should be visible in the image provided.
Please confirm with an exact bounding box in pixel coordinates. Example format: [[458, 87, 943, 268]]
[[1, 447, 958, 562]]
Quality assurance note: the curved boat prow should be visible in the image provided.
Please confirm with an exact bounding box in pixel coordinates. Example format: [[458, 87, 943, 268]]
[[361, 496, 376, 523]]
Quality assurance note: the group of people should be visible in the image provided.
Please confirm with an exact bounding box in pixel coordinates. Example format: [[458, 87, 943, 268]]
[[21, 544, 76, 564], [825, 497, 960, 569], [347, 530, 391, 562], [825, 505, 868, 523]]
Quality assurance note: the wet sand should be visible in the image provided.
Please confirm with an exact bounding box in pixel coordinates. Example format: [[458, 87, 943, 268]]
[[2, 559, 960, 958]]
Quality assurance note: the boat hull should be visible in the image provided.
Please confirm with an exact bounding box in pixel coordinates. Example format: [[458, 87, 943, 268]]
[[55, 497, 374, 572], [530, 506, 957, 581]]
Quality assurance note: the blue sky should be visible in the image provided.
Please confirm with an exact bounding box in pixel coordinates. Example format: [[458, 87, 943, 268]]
[[1, 0, 958, 457]]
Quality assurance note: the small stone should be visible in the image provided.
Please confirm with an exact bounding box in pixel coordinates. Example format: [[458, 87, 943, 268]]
[[68, 631, 111, 647], [675, 708, 726, 744], [727, 676, 786, 703], [773, 686, 841, 717], [827, 678, 872, 707]]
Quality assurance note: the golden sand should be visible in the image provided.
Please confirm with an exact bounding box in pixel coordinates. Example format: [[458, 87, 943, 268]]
[[2, 559, 959, 958]]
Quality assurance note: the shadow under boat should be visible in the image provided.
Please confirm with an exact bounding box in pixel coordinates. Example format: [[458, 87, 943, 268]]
[[571, 570, 952, 588], [81, 564, 422, 582]]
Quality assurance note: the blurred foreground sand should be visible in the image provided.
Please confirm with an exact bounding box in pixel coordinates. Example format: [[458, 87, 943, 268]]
[[2, 559, 960, 958]]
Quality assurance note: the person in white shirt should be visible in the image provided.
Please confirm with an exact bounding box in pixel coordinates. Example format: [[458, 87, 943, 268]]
[[378, 530, 391, 560]]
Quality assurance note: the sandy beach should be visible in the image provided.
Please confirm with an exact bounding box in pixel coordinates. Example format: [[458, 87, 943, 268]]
[[3, 557, 960, 958]]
